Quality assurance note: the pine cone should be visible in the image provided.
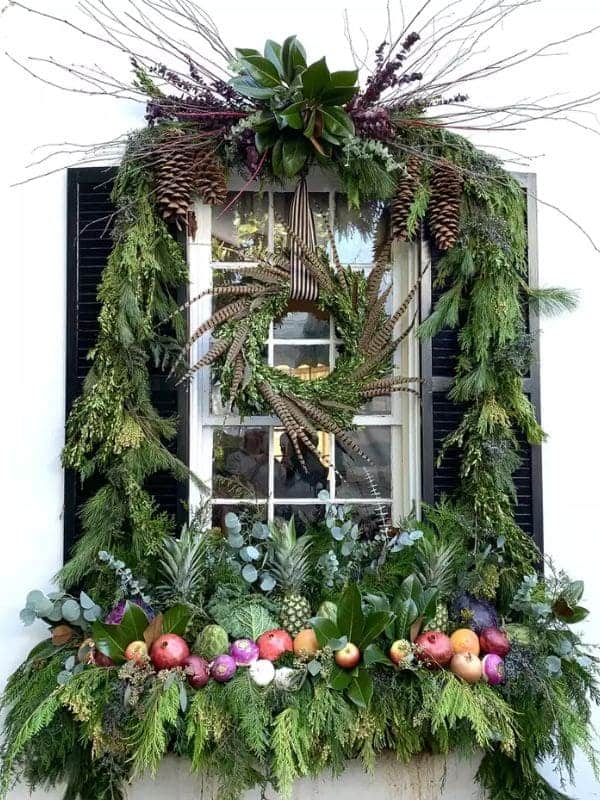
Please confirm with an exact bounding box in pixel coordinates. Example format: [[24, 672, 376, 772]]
[[391, 156, 421, 241], [428, 159, 463, 251], [195, 155, 227, 206], [152, 130, 197, 229]]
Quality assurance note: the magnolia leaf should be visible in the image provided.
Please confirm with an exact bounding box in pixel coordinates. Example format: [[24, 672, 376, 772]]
[[235, 47, 261, 59], [263, 39, 284, 77], [143, 613, 164, 647], [281, 138, 310, 177], [327, 636, 348, 651], [241, 55, 282, 87], [346, 670, 373, 708], [311, 616, 340, 647], [92, 601, 149, 663], [271, 138, 284, 176], [336, 583, 364, 644], [255, 129, 279, 153], [329, 664, 353, 692], [162, 605, 191, 637], [321, 106, 354, 138], [279, 101, 304, 130], [179, 682, 188, 713], [301, 56, 330, 99], [230, 77, 277, 100], [363, 643, 389, 667], [393, 598, 419, 640], [281, 35, 307, 83], [357, 611, 394, 650]]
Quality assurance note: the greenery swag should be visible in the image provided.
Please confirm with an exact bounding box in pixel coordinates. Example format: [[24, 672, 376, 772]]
[[1, 13, 597, 800]]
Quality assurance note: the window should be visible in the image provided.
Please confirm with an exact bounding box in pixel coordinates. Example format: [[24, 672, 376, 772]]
[[187, 178, 421, 533]]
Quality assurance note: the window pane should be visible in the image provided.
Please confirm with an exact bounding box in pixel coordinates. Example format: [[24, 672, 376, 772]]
[[334, 193, 383, 266], [273, 504, 325, 534], [273, 192, 329, 251], [273, 302, 329, 339], [211, 193, 268, 261], [212, 503, 267, 530], [274, 428, 329, 498], [335, 427, 392, 498], [212, 427, 270, 498], [273, 344, 330, 379]]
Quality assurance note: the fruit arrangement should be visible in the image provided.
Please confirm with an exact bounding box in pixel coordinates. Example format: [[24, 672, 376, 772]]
[[2, 509, 597, 800]]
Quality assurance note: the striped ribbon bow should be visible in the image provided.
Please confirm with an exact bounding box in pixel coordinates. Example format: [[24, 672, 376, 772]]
[[288, 177, 319, 301]]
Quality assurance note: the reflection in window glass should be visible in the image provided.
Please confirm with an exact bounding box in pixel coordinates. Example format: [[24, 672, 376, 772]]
[[211, 193, 268, 261], [273, 302, 329, 339], [273, 504, 325, 534], [335, 427, 392, 498], [334, 193, 382, 265], [274, 428, 329, 498], [273, 193, 328, 251], [212, 427, 270, 498], [273, 345, 330, 380]]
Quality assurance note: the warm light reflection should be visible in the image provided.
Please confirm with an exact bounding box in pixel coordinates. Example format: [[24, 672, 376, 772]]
[[274, 363, 330, 380], [273, 428, 331, 465]]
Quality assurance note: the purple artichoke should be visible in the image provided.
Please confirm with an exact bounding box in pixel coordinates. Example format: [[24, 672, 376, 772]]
[[105, 597, 155, 624]]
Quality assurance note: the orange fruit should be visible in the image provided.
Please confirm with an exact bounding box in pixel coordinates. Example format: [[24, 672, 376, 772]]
[[293, 628, 319, 658], [450, 628, 480, 656]]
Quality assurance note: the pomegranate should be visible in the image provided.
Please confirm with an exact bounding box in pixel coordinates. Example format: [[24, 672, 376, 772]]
[[257, 629, 293, 662], [450, 652, 482, 684], [150, 634, 190, 669], [479, 627, 511, 658], [415, 631, 453, 669], [183, 655, 210, 689]]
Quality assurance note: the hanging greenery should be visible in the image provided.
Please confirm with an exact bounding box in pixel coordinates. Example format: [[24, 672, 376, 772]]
[[2, 3, 598, 800]]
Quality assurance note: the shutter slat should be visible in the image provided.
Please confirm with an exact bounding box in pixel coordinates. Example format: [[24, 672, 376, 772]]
[[421, 174, 542, 549], [64, 168, 187, 559]]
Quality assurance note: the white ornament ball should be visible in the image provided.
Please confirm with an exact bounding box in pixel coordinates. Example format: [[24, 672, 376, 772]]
[[249, 658, 275, 687]]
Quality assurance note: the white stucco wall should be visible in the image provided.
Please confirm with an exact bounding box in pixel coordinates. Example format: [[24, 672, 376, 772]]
[[1, 1, 600, 797]]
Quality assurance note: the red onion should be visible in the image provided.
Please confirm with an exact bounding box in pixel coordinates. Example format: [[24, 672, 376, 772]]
[[230, 638, 259, 666], [482, 653, 505, 685], [210, 654, 237, 683]]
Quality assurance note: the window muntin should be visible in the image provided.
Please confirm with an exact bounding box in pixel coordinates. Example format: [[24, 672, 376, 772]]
[[189, 184, 419, 528]]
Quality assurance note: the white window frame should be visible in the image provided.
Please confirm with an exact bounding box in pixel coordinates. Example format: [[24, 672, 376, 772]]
[[187, 172, 421, 525]]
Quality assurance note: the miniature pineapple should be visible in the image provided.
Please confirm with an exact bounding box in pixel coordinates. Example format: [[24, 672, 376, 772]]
[[268, 519, 313, 636], [415, 534, 461, 633]]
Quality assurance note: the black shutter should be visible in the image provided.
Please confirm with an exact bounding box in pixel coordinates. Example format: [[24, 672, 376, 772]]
[[64, 167, 188, 560], [420, 173, 543, 550]]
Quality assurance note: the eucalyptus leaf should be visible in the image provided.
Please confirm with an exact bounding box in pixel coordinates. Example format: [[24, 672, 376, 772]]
[[79, 591, 96, 610], [179, 683, 188, 713], [242, 564, 258, 583], [57, 670, 72, 686], [61, 599, 81, 623], [307, 659, 322, 676], [19, 608, 37, 626], [227, 532, 244, 549], [259, 573, 276, 592]]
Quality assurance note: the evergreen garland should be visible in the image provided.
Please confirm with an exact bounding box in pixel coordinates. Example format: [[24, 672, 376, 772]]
[[1, 24, 596, 800]]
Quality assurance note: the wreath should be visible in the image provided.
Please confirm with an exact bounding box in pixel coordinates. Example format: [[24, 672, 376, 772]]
[[2, 5, 598, 800], [172, 180, 421, 466]]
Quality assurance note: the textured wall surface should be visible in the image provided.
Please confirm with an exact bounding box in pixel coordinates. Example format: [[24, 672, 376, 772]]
[[1, 0, 600, 797]]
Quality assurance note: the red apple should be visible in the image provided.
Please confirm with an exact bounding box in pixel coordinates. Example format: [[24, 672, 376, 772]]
[[479, 627, 511, 658], [335, 642, 361, 669], [124, 640, 149, 665], [450, 652, 482, 684], [389, 639, 412, 666], [150, 634, 190, 669], [257, 629, 293, 662], [415, 631, 453, 669], [183, 655, 210, 689]]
